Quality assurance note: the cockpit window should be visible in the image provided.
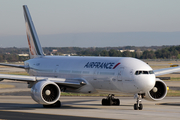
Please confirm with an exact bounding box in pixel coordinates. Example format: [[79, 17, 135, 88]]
[[149, 70, 154, 74], [135, 71, 139, 75], [143, 71, 148, 74], [135, 70, 154, 75]]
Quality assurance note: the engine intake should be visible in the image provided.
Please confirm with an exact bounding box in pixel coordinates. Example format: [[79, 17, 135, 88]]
[[31, 80, 61, 105], [144, 78, 167, 101]]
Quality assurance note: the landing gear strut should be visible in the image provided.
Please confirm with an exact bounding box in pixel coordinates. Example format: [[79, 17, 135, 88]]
[[102, 94, 120, 106], [134, 94, 143, 110], [43, 100, 61, 108]]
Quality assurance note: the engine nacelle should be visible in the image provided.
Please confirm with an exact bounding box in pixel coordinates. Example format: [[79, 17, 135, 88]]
[[144, 78, 167, 101], [31, 80, 61, 105]]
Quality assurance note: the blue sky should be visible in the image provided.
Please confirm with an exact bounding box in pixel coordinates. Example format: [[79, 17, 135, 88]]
[[0, 0, 180, 47]]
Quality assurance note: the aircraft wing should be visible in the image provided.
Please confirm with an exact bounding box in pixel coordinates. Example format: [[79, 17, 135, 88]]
[[153, 66, 180, 76], [0, 74, 36, 81], [0, 74, 86, 89], [0, 63, 25, 68]]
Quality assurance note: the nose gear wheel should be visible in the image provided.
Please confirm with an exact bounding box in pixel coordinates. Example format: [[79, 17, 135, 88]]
[[134, 94, 143, 110]]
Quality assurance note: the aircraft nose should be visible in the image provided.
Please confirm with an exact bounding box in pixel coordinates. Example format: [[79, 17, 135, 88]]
[[135, 75, 156, 92]]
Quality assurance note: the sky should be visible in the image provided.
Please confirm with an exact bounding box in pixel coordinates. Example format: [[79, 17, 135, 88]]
[[0, 0, 180, 48]]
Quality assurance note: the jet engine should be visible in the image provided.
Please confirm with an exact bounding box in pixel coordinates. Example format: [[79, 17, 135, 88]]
[[31, 80, 61, 105], [144, 78, 167, 101]]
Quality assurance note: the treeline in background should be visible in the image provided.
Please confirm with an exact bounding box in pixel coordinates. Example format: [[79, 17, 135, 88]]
[[0, 45, 180, 62]]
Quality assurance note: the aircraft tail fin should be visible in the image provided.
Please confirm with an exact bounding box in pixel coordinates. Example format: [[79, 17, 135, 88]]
[[23, 5, 44, 59]]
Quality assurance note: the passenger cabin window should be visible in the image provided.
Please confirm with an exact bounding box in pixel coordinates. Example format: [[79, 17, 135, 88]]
[[135, 70, 154, 75]]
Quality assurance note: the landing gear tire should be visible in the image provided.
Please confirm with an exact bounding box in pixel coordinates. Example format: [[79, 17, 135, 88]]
[[43, 100, 61, 108], [134, 104, 138, 110], [139, 104, 143, 110], [115, 99, 120, 106], [102, 99, 108, 105], [101, 94, 120, 106]]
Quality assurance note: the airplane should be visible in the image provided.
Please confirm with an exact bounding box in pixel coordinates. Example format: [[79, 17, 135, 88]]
[[0, 5, 180, 110]]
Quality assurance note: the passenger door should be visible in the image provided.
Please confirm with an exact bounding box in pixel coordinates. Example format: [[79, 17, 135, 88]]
[[117, 67, 124, 91]]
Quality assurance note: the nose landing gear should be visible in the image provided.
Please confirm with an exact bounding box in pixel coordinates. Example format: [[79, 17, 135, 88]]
[[134, 94, 143, 110], [102, 94, 120, 106]]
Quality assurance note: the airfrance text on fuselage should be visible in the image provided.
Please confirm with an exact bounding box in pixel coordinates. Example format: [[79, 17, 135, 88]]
[[84, 62, 120, 69]]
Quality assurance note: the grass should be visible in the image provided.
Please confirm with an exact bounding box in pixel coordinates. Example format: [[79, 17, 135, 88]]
[[167, 89, 180, 97], [61, 92, 131, 97], [61, 89, 180, 97], [168, 77, 180, 81], [61, 92, 108, 97], [0, 84, 15, 89], [0, 72, 29, 76]]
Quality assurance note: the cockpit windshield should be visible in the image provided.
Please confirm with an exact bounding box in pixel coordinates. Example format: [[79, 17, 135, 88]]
[[135, 70, 154, 75]]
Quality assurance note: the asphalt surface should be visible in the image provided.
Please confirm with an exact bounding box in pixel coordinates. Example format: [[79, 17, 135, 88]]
[[0, 110, 113, 120], [0, 96, 180, 120]]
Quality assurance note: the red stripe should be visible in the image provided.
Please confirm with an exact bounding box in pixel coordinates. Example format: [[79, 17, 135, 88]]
[[113, 63, 120, 69]]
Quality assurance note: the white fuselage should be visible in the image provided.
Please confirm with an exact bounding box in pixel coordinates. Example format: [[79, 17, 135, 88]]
[[25, 56, 156, 94]]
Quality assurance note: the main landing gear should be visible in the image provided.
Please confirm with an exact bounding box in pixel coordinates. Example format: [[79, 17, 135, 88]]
[[102, 94, 120, 106], [134, 94, 143, 110], [43, 100, 61, 108]]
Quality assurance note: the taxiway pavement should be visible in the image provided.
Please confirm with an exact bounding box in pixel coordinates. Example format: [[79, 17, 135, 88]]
[[0, 96, 180, 120]]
